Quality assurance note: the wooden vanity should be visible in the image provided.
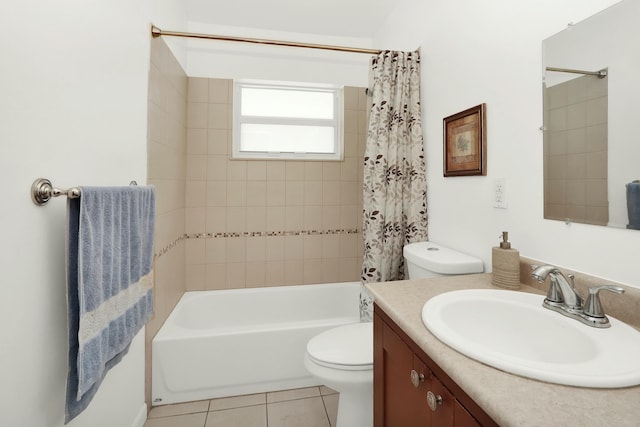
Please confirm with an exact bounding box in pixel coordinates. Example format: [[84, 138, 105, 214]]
[[375, 305, 497, 426], [366, 274, 640, 427]]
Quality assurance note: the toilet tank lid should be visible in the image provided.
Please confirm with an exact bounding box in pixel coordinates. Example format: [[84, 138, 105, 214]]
[[403, 242, 484, 275]]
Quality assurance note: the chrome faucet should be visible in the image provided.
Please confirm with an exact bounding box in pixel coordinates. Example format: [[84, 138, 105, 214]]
[[531, 265, 624, 328], [531, 265, 583, 312]]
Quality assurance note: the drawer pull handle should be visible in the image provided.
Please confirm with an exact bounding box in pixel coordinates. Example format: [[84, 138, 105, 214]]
[[410, 370, 425, 388], [427, 390, 443, 411]]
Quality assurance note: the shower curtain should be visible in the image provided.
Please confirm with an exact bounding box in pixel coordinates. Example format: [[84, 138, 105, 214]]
[[360, 50, 428, 321]]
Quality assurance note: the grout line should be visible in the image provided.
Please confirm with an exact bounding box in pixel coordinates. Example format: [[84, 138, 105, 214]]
[[267, 395, 323, 405], [321, 397, 331, 426], [147, 401, 211, 419], [202, 399, 211, 427], [208, 402, 266, 413], [265, 398, 270, 427], [320, 395, 332, 427]]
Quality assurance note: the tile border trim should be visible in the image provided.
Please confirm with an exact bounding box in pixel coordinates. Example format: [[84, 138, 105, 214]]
[[185, 228, 361, 239], [155, 228, 361, 258], [155, 234, 186, 258]]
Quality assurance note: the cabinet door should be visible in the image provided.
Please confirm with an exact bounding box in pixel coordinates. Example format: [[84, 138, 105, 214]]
[[454, 400, 481, 427], [375, 315, 427, 427], [412, 355, 431, 425], [375, 307, 498, 427], [428, 375, 454, 427]]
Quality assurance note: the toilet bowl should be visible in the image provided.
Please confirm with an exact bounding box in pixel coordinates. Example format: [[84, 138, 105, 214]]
[[304, 322, 373, 427], [304, 241, 483, 427]]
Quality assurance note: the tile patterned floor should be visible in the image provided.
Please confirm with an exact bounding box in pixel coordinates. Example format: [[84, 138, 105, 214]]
[[144, 386, 339, 427]]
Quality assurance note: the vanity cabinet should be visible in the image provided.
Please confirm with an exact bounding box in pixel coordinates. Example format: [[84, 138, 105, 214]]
[[374, 305, 497, 427]]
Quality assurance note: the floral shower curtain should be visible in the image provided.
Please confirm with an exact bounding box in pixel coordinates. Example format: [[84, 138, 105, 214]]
[[360, 50, 428, 320]]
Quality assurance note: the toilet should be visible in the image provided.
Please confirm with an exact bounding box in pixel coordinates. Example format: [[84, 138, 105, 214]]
[[403, 241, 484, 279], [304, 241, 483, 427], [304, 322, 373, 427]]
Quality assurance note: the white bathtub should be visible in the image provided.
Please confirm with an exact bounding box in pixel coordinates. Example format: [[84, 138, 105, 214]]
[[152, 281, 361, 406]]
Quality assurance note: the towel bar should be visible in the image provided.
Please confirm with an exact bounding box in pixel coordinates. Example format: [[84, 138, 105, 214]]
[[31, 178, 138, 206]]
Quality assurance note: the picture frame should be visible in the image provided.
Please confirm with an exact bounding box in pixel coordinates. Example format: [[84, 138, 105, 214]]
[[443, 103, 487, 177]]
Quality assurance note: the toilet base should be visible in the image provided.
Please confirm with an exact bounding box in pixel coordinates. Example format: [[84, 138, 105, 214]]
[[304, 353, 373, 427], [334, 383, 373, 427]]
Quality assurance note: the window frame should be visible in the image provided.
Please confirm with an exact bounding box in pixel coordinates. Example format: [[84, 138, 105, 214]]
[[232, 80, 344, 161]]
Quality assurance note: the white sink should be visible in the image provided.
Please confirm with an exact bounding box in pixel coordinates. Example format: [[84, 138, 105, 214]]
[[422, 289, 640, 388]]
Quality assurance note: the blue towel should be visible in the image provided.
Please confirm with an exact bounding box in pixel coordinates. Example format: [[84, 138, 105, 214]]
[[65, 186, 155, 423], [627, 181, 640, 230]]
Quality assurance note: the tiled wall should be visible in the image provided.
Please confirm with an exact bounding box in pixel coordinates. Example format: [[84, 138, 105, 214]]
[[184, 78, 367, 290], [145, 45, 367, 405], [146, 38, 188, 403], [544, 74, 608, 225]]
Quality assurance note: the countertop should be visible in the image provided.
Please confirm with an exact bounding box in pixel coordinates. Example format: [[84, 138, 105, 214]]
[[365, 273, 640, 427]]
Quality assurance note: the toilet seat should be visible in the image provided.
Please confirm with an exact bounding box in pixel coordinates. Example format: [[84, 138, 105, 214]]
[[306, 322, 373, 371]]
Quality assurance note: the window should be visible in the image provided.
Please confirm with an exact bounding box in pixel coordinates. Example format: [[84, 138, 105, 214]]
[[233, 81, 343, 160]]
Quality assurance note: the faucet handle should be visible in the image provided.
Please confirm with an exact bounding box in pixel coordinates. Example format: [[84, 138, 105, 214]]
[[544, 275, 565, 304], [583, 285, 625, 324]]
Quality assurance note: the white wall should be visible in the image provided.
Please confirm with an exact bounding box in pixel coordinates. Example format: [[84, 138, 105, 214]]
[[373, 0, 640, 287], [183, 22, 372, 87], [0, 0, 167, 425], [151, 0, 189, 68]]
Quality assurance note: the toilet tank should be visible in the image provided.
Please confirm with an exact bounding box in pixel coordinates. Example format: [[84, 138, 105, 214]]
[[403, 242, 484, 279]]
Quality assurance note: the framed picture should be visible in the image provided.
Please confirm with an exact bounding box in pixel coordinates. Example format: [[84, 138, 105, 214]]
[[443, 103, 486, 177]]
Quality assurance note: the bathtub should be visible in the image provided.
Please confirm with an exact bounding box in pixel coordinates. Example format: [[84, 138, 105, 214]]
[[152, 281, 361, 405]]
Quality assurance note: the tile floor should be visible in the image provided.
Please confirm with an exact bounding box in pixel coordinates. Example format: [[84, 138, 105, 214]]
[[144, 386, 339, 427]]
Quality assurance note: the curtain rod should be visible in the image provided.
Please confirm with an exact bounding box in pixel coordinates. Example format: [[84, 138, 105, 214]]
[[151, 25, 382, 55], [546, 66, 607, 79]]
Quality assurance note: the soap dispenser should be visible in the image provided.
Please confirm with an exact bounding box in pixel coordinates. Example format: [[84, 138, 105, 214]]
[[492, 231, 521, 289]]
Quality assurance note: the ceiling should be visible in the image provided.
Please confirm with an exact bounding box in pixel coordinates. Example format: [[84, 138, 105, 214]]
[[184, 0, 400, 39]]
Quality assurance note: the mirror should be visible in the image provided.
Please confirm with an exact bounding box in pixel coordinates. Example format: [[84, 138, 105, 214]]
[[542, 0, 640, 229]]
